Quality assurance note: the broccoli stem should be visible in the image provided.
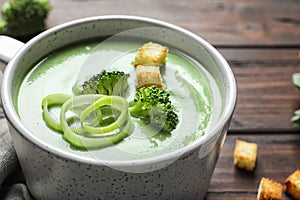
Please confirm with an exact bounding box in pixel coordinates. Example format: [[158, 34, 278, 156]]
[[128, 101, 146, 117], [106, 87, 113, 96]]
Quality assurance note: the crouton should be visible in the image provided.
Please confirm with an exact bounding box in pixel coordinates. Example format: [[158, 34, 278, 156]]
[[134, 42, 168, 66], [136, 65, 163, 89], [234, 139, 257, 171], [257, 177, 283, 200], [284, 169, 300, 200]]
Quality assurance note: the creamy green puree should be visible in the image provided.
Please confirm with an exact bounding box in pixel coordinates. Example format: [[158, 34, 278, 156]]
[[16, 40, 221, 161]]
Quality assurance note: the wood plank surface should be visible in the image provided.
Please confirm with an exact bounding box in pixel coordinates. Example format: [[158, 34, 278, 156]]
[[207, 133, 300, 199], [206, 192, 294, 200], [0, 0, 300, 199], [45, 0, 300, 46], [1, 0, 299, 46], [219, 48, 300, 130]]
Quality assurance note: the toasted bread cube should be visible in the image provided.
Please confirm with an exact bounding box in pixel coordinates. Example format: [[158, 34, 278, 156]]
[[134, 42, 168, 66], [136, 65, 163, 89], [257, 177, 283, 200], [234, 139, 257, 171], [284, 170, 300, 200]]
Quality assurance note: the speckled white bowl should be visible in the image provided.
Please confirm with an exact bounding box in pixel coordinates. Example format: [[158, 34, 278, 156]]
[[0, 15, 236, 199]]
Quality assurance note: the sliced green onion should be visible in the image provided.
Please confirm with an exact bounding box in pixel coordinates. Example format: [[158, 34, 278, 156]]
[[66, 116, 84, 134], [63, 120, 131, 149], [80, 96, 128, 134], [42, 93, 72, 132], [60, 94, 131, 149]]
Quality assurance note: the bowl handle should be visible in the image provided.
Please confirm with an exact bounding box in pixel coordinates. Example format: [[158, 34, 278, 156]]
[[0, 36, 25, 109], [0, 36, 25, 63]]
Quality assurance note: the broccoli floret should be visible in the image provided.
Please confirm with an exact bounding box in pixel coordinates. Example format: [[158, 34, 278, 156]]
[[0, 0, 51, 39], [0, 20, 6, 33], [81, 70, 130, 96], [129, 85, 179, 133]]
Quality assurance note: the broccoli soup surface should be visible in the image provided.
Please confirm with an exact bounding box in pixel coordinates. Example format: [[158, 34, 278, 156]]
[[16, 40, 221, 160]]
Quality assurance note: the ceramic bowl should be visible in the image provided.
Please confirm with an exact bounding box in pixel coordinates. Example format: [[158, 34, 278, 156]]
[[0, 15, 236, 199]]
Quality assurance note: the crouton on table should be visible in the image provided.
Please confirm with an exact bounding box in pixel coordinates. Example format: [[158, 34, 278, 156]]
[[284, 169, 300, 200], [257, 177, 283, 200], [234, 139, 258, 171]]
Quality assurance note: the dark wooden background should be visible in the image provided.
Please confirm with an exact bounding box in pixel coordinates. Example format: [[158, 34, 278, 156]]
[[1, 0, 300, 199]]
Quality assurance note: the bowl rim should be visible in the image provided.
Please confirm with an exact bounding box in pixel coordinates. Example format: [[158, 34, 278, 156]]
[[1, 15, 237, 167]]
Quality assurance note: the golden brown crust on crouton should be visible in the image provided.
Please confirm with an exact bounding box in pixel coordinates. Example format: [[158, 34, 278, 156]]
[[134, 42, 168, 66], [136, 65, 163, 89], [234, 139, 258, 171], [284, 170, 300, 200], [257, 177, 283, 200]]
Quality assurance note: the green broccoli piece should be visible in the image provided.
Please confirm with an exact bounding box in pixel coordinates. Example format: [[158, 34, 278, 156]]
[[291, 109, 300, 126], [291, 73, 300, 126], [0, 20, 6, 33], [293, 73, 300, 93], [129, 85, 179, 133], [0, 0, 51, 39], [81, 70, 130, 96]]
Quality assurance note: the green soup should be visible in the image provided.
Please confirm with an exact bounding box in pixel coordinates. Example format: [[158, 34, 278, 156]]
[[16, 39, 221, 161]]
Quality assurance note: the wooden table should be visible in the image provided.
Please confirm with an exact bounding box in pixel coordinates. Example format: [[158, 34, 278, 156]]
[[1, 0, 300, 199]]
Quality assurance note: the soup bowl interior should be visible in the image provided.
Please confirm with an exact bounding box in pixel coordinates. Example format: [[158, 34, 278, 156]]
[[2, 15, 236, 168]]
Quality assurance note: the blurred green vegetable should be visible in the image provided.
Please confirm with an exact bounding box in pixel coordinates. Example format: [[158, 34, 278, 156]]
[[0, 0, 51, 39], [293, 73, 300, 93], [291, 73, 300, 126], [291, 109, 300, 125]]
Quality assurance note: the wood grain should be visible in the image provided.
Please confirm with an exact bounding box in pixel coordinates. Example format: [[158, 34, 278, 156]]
[[45, 0, 300, 46], [206, 192, 294, 200], [0, 1, 300, 199], [219, 48, 300, 130], [1, 0, 299, 46], [207, 133, 300, 199]]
